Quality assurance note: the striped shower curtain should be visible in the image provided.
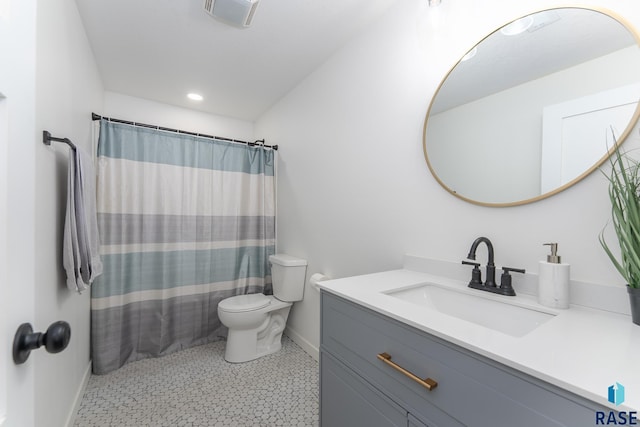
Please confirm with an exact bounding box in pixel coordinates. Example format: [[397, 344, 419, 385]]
[[91, 120, 275, 374]]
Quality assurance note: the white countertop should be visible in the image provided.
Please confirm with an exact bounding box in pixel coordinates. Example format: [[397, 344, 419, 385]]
[[318, 268, 640, 411]]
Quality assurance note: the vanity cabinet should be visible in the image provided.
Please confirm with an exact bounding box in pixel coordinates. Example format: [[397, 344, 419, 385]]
[[320, 291, 608, 427]]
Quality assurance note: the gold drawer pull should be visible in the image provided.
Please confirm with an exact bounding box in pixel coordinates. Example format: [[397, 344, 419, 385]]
[[377, 352, 438, 391]]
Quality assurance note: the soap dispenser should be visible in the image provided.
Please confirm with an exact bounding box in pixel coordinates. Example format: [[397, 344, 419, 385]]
[[538, 243, 570, 309]]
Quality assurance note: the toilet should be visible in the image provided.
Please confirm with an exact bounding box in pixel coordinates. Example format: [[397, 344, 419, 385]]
[[217, 254, 307, 363]]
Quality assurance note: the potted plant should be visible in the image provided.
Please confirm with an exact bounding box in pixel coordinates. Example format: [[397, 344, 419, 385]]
[[600, 144, 640, 325]]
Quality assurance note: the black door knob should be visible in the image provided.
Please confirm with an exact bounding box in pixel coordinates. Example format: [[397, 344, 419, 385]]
[[13, 321, 71, 365]]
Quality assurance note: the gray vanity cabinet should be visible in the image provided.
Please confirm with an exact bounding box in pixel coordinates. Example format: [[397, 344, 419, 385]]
[[320, 291, 609, 427]]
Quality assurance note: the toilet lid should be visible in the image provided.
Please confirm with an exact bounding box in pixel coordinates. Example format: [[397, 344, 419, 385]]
[[218, 294, 271, 313]]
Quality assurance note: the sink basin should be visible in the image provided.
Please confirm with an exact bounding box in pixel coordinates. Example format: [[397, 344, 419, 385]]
[[385, 283, 555, 337]]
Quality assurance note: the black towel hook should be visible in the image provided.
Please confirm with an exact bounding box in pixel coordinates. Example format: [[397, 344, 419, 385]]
[[43, 130, 76, 150]]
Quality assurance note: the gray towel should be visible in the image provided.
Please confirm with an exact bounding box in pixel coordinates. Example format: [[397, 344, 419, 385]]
[[63, 147, 103, 293]]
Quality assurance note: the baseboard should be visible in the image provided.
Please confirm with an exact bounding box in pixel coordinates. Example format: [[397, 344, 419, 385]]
[[284, 326, 319, 362], [64, 361, 92, 427]]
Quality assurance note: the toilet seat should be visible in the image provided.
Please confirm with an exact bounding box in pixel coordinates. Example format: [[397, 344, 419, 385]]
[[218, 294, 271, 313]]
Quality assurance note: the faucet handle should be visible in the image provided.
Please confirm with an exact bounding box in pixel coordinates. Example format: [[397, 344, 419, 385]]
[[498, 266, 525, 296], [502, 267, 525, 275], [462, 260, 482, 287]]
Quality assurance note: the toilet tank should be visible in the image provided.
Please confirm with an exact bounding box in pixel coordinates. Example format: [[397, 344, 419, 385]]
[[269, 254, 307, 302]]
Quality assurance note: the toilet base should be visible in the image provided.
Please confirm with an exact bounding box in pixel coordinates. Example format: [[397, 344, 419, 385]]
[[224, 305, 291, 363]]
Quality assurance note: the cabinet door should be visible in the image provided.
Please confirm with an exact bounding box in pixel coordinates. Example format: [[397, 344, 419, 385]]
[[321, 351, 408, 427], [408, 414, 429, 427]]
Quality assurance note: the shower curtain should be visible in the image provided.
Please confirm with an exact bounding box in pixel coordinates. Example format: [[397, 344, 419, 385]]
[[91, 120, 275, 374]]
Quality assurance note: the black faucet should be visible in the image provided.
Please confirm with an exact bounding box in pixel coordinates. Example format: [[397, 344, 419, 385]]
[[467, 237, 496, 287], [462, 237, 524, 296]]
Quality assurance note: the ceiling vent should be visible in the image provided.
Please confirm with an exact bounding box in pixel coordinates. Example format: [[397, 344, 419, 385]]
[[203, 0, 260, 28]]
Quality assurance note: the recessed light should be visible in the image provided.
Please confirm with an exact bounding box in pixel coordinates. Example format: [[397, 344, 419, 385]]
[[500, 16, 534, 36], [461, 47, 477, 62], [187, 93, 204, 101]]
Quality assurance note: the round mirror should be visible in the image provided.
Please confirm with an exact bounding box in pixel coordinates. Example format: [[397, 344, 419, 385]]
[[423, 7, 640, 206]]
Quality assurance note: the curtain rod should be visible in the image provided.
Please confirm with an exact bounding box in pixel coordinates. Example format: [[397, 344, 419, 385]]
[[91, 112, 277, 150]]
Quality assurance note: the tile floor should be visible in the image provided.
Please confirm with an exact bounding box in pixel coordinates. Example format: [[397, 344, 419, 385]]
[[74, 336, 319, 426]]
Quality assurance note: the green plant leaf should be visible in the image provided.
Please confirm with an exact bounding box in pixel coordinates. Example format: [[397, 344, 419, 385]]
[[600, 138, 640, 289]]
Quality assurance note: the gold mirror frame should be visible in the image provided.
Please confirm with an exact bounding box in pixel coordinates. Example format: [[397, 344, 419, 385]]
[[423, 7, 640, 207]]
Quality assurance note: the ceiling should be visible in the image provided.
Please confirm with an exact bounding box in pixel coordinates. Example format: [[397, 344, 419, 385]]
[[75, 0, 399, 122]]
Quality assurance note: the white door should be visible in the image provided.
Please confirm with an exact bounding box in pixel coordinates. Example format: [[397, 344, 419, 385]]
[[0, 0, 38, 425], [0, 92, 8, 427], [540, 83, 640, 193], [0, 86, 37, 427], [0, 78, 37, 427]]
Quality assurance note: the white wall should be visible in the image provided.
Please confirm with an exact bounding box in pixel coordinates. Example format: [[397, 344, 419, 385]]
[[34, 1, 103, 426], [103, 91, 254, 142], [255, 0, 640, 356]]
